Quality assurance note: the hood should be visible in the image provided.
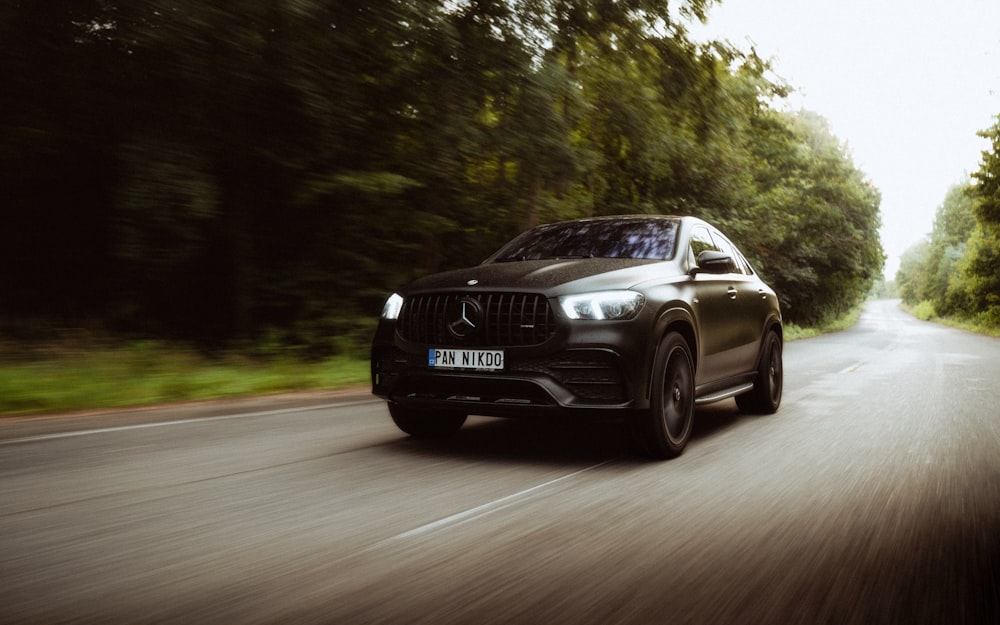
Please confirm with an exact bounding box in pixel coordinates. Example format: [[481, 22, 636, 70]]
[[402, 258, 678, 295]]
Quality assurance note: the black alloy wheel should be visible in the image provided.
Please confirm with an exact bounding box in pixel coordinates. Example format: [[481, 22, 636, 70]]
[[736, 331, 783, 414], [634, 332, 695, 459]]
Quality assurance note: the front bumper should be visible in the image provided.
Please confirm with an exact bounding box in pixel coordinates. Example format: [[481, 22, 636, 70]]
[[371, 320, 652, 417]]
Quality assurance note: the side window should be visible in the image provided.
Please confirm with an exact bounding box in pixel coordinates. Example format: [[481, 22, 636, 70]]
[[689, 227, 718, 265], [732, 246, 755, 275], [718, 235, 756, 275], [710, 233, 744, 275]]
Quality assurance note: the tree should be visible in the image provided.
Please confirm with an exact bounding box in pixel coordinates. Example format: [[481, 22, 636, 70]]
[[971, 115, 1000, 228], [960, 115, 1000, 322], [1, 0, 125, 323], [1, 0, 887, 351], [927, 184, 977, 315], [898, 115, 1000, 326], [742, 110, 883, 324], [897, 239, 933, 307]]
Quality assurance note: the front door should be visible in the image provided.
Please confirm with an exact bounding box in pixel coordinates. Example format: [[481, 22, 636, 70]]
[[689, 227, 745, 384]]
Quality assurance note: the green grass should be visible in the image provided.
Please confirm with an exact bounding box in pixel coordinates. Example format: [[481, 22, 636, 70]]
[[783, 306, 863, 341], [899, 301, 1000, 337], [0, 343, 369, 417], [1, 306, 871, 417]]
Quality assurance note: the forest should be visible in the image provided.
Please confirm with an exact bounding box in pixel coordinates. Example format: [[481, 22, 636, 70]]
[[896, 116, 1000, 328], [2, 0, 886, 357]]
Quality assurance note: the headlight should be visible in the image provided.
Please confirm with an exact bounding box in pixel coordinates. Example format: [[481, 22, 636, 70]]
[[559, 291, 644, 320], [381, 293, 404, 320]]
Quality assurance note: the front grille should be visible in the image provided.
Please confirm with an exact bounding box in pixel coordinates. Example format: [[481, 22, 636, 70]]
[[397, 293, 557, 347]]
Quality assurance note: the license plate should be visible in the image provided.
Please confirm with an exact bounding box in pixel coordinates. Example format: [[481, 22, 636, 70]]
[[428, 348, 504, 371]]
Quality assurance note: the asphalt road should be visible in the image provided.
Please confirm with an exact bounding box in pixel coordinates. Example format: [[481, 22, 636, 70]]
[[2, 299, 998, 625]]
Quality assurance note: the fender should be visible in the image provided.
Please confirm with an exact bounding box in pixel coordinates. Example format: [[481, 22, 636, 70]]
[[751, 313, 784, 370], [638, 304, 697, 405]]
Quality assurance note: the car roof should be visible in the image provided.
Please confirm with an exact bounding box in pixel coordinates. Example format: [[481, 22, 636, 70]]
[[532, 214, 712, 231], [536, 214, 689, 225]]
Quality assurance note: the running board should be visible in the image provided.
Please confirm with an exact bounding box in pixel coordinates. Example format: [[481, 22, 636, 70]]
[[695, 382, 754, 405]]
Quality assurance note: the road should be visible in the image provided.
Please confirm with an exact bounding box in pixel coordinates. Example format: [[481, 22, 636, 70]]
[[2, 300, 998, 624]]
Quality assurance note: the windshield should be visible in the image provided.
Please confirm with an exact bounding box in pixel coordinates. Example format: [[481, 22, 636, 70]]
[[487, 218, 680, 262]]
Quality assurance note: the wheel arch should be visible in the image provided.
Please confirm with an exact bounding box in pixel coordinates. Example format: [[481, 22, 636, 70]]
[[641, 306, 698, 404], [767, 314, 783, 343], [755, 314, 784, 368]]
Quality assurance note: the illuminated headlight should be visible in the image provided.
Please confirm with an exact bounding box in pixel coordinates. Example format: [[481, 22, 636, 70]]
[[560, 291, 644, 320], [381, 293, 404, 320]]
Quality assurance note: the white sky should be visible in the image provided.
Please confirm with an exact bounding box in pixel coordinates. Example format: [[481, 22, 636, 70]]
[[692, 0, 1000, 277]]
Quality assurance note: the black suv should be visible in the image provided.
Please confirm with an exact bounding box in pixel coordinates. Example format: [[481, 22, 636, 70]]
[[372, 215, 783, 458]]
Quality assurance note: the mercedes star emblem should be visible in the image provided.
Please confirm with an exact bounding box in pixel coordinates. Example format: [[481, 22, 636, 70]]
[[447, 297, 482, 338]]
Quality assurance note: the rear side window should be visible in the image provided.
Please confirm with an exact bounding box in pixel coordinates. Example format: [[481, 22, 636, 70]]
[[689, 227, 719, 261], [712, 232, 755, 275], [710, 234, 744, 275]]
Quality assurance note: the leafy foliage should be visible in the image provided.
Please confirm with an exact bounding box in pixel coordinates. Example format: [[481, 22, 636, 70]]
[[896, 115, 1000, 327], [2, 0, 884, 352]]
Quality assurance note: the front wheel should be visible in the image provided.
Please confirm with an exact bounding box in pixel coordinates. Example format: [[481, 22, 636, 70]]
[[388, 404, 467, 437], [633, 332, 695, 459], [736, 331, 782, 414]]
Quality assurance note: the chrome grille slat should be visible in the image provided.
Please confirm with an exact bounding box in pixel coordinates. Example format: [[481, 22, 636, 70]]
[[398, 293, 556, 347]]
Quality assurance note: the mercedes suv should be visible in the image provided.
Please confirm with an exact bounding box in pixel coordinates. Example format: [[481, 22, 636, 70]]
[[371, 215, 783, 458]]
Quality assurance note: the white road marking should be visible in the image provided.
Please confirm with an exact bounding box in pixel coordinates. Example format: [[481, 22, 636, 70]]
[[393, 459, 616, 540], [0, 400, 380, 445]]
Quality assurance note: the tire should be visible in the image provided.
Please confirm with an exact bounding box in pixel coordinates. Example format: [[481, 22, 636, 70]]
[[633, 332, 695, 459], [736, 331, 782, 414], [388, 404, 467, 437]]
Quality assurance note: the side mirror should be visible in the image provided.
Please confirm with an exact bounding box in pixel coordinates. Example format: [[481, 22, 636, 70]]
[[690, 250, 732, 276]]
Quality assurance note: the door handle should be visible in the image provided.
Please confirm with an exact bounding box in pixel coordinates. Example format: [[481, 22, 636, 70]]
[[758, 288, 767, 300], [727, 287, 738, 299]]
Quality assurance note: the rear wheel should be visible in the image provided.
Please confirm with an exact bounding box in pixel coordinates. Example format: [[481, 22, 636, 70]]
[[388, 404, 467, 437], [633, 332, 695, 459], [736, 331, 782, 414]]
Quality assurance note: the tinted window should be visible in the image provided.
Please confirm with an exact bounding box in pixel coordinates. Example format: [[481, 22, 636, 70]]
[[736, 250, 755, 275], [711, 234, 744, 275], [489, 219, 680, 262], [713, 232, 756, 275], [689, 227, 719, 261]]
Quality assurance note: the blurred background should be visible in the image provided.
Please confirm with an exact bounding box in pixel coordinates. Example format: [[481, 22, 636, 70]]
[[2, 0, 887, 360], [2, 7, 998, 623]]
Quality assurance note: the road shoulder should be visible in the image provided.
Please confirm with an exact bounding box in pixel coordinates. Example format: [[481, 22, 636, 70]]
[[0, 387, 375, 442]]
